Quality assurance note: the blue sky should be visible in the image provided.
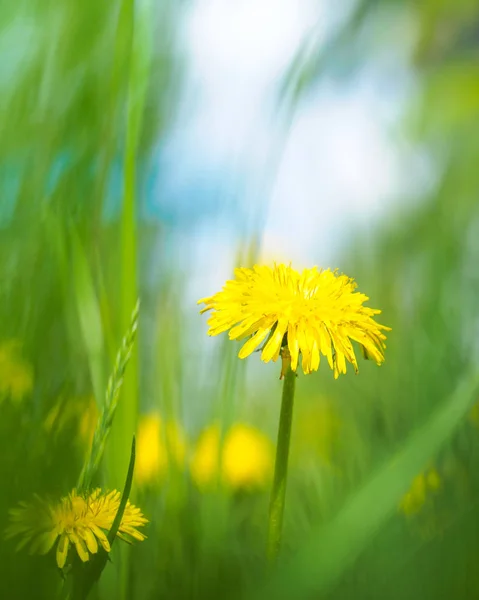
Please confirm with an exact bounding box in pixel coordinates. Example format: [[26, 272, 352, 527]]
[[148, 0, 434, 302]]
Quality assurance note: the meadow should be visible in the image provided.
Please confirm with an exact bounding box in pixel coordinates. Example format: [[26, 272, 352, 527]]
[[2, 1, 479, 599]]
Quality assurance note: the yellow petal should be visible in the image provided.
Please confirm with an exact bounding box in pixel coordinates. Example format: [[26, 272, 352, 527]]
[[229, 316, 265, 340], [80, 528, 99, 554], [261, 318, 288, 362], [238, 327, 272, 359], [310, 338, 320, 372], [287, 322, 299, 371], [90, 524, 110, 552], [56, 533, 70, 569], [70, 534, 89, 563]]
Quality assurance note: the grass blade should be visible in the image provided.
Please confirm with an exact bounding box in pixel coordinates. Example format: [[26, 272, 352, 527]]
[[78, 301, 139, 492], [253, 367, 479, 599]]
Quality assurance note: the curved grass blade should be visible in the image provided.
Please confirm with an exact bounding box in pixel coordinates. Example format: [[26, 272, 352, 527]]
[[252, 367, 479, 599]]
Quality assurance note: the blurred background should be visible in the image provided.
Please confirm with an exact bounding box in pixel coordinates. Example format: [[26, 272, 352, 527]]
[[2, 0, 479, 598]]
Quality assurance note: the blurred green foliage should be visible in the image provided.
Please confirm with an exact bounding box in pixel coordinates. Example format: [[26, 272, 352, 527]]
[[3, 0, 479, 598]]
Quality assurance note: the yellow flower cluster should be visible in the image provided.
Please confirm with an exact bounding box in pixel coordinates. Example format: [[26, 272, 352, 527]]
[[199, 264, 390, 377], [6, 489, 147, 569], [135, 414, 274, 491]]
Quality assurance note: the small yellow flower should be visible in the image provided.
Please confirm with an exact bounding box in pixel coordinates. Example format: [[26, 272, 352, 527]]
[[0, 340, 33, 404], [198, 264, 390, 377], [190, 426, 221, 487], [223, 424, 274, 488], [191, 423, 274, 490], [5, 488, 147, 569], [135, 413, 186, 485], [399, 468, 442, 517]]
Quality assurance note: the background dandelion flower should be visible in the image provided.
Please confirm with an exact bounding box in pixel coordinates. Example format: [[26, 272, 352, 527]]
[[5, 488, 147, 569], [135, 413, 187, 485], [191, 423, 273, 490], [190, 425, 221, 488], [222, 423, 274, 488], [199, 264, 390, 377]]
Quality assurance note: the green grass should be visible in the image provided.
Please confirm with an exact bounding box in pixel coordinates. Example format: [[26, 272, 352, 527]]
[[3, 0, 479, 599]]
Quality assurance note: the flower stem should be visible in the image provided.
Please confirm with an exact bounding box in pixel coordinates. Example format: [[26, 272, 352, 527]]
[[267, 356, 296, 563]]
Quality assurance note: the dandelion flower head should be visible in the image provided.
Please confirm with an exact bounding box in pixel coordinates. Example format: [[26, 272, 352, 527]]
[[198, 264, 390, 377], [135, 413, 187, 485], [6, 488, 147, 569], [191, 423, 273, 490], [222, 423, 273, 488]]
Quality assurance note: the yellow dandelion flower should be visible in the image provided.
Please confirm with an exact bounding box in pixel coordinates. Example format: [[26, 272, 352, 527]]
[[399, 468, 442, 517], [191, 423, 274, 490], [135, 413, 187, 485], [198, 264, 390, 377], [5, 488, 147, 569], [190, 425, 221, 487], [223, 423, 274, 488], [0, 340, 33, 404]]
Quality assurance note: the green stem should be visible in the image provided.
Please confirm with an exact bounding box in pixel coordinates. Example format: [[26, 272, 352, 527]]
[[267, 364, 296, 563]]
